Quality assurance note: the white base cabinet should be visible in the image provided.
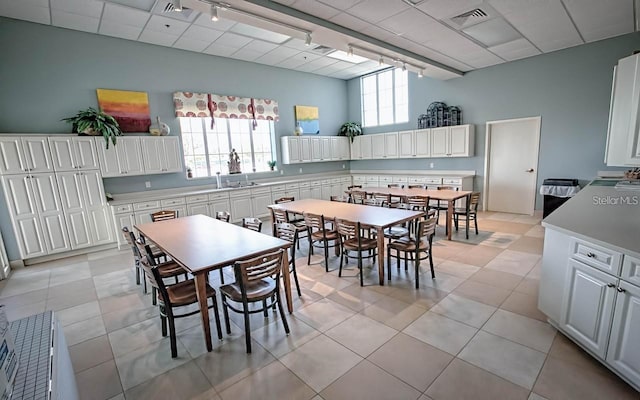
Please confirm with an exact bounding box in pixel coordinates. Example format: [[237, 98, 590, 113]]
[[541, 228, 640, 391]]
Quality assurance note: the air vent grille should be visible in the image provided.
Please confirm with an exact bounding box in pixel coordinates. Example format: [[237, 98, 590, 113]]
[[311, 45, 334, 55], [451, 8, 488, 26]]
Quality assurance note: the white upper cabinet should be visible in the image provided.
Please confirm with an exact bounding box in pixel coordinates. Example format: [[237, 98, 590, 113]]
[[49, 136, 99, 171], [371, 134, 385, 159], [606, 53, 640, 166], [281, 136, 301, 164], [311, 137, 323, 162], [331, 137, 350, 160], [398, 130, 414, 158], [97, 137, 144, 177], [0, 136, 54, 174], [371, 132, 398, 159], [162, 136, 182, 173], [140, 137, 182, 174], [282, 136, 349, 164], [359, 135, 372, 159], [430, 125, 474, 158], [415, 129, 431, 157]]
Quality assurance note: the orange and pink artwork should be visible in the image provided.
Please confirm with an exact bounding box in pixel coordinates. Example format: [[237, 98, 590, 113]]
[[96, 89, 151, 132]]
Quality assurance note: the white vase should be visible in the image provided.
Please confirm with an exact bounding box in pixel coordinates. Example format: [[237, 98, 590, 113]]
[[294, 124, 303, 136]]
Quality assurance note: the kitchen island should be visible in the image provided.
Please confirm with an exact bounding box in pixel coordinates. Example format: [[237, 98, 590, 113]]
[[539, 183, 640, 391]]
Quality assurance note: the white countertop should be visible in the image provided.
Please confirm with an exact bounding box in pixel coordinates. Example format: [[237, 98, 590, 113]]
[[542, 185, 640, 257], [350, 169, 476, 178]]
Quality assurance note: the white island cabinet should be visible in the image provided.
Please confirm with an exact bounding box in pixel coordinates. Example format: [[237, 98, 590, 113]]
[[540, 185, 640, 391]]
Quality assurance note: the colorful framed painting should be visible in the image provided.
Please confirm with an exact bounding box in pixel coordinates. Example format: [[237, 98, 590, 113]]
[[294, 105, 320, 135], [96, 89, 151, 132]]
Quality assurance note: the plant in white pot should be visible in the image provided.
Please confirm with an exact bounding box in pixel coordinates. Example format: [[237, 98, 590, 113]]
[[62, 107, 122, 149], [338, 122, 362, 142]]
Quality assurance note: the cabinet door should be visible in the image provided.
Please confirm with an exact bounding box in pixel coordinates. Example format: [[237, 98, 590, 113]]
[[398, 130, 414, 158], [281, 137, 297, 164], [299, 137, 312, 162], [371, 134, 385, 159], [209, 199, 231, 217], [1, 175, 47, 258], [140, 138, 163, 174], [81, 171, 113, 245], [230, 197, 253, 222], [187, 203, 210, 216], [57, 172, 91, 249], [311, 137, 323, 162], [310, 185, 322, 199], [561, 259, 617, 358], [430, 127, 449, 157], [22, 137, 54, 173], [31, 173, 70, 254], [606, 280, 640, 385], [49, 137, 76, 172], [162, 137, 182, 173], [113, 213, 136, 248], [415, 129, 431, 157], [351, 136, 361, 159], [321, 137, 332, 161], [321, 183, 332, 200], [0, 137, 27, 174], [119, 138, 144, 175], [299, 187, 312, 200], [331, 137, 347, 160], [384, 133, 398, 158], [251, 193, 272, 218], [74, 137, 100, 170], [360, 135, 372, 159], [450, 125, 471, 157]]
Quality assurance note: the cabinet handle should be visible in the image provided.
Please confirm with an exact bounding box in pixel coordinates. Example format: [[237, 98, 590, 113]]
[[607, 283, 616, 288], [617, 287, 626, 293], [586, 252, 596, 258]]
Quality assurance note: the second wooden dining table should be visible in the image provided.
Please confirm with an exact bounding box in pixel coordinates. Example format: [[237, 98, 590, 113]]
[[135, 214, 292, 352], [348, 187, 472, 240], [268, 199, 423, 285]]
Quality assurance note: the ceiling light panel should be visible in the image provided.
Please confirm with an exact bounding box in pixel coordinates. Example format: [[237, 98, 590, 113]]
[[242, 39, 280, 54], [327, 50, 369, 63], [181, 24, 224, 42], [230, 22, 291, 44], [173, 36, 212, 52], [203, 42, 238, 57], [214, 32, 254, 48], [462, 17, 521, 47]]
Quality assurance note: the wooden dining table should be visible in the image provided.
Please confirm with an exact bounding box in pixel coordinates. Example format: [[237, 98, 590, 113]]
[[268, 199, 423, 285], [135, 214, 292, 352], [348, 187, 472, 240]]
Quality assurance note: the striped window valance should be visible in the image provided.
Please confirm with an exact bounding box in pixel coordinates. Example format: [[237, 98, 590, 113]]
[[173, 92, 279, 127]]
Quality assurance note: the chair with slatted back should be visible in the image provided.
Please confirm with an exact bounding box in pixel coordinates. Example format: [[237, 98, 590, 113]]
[[271, 207, 307, 249], [430, 186, 459, 231], [387, 215, 437, 289], [139, 255, 222, 358], [334, 218, 378, 287], [350, 190, 367, 204], [371, 192, 392, 207], [151, 210, 178, 222], [273, 222, 301, 297], [215, 211, 231, 223], [122, 227, 145, 291], [453, 192, 481, 239], [242, 217, 263, 232], [387, 184, 404, 204], [387, 184, 403, 188], [330, 195, 349, 202], [219, 249, 289, 353], [407, 184, 425, 189], [136, 239, 189, 306], [303, 212, 339, 271]]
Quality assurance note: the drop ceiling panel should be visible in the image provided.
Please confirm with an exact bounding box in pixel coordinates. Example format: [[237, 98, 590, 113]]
[[102, 3, 150, 27], [173, 36, 212, 52], [317, 0, 363, 11], [214, 32, 253, 48], [416, 0, 484, 20], [329, 12, 370, 32], [98, 20, 143, 40], [51, 10, 100, 33], [276, 55, 312, 69], [282, 38, 313, 51], [145, 14, 190, 35], [203, 42, 238, 57], [103, 0, 155, 12], [272, 0, 296, 5], [295, 57, 338, 72], [291, 0, 341, 20], [50, 0, 103, 18], [193, 13, 237, 31], [378, 9, 444, 42], [242, 40, 280, 54], [254, 46, 301, 64], [490, 0, 583, 52], [489, 37, 541, 61], [563, 0, 634, 42], [230, 48, 264, 62], [0, 1, 50, 24], [181, 24, 224, 42], [138, 29, 179, 46], [345, 0, 411, 24]]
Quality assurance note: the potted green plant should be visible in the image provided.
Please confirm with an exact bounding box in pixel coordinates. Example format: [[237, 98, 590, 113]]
[[267, 160, 277, 171], [338, 122, 362, 142], [62, 107, 122, 149]]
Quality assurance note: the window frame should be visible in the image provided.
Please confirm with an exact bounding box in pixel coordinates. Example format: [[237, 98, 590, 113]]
[[360, 67, 409, 128], [179, 117, 277, 178]]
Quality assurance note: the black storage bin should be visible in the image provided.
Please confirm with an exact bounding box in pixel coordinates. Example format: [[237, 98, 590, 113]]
[[541, 178, 580, 218]]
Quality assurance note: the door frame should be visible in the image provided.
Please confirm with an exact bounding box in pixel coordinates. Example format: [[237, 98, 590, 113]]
[[483, 116, 541, 214]]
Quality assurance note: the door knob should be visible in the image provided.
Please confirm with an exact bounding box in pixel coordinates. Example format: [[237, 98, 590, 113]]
[[526, 168, 534, 173]]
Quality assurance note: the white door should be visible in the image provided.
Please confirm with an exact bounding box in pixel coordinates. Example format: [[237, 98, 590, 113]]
[[384, 133, 398, 158], [321, 182, 332, 200], [0, 137, 27, 174], [606, 280, 640, 384], [561, 259, 617, 359], [140, 138, 163, 174], [114, 213, 135, 248], [96, 138, 120, 177], [31, 173, 70, 254], [285, 137, 300, 164], [485, 117, 541, 215], [398, 131, 413, 158], [209, 199, 231, 216], [251, 193, 272, 218], [299, 187, 311, 200], [430, 127, 449, 157], [0, 231, 10, 279], [415, 129, 431, 157], [163, 137, 182, 172], [371, 134, 385, 159], [310, 185, 322, 199], [57, 172, 92, 249]]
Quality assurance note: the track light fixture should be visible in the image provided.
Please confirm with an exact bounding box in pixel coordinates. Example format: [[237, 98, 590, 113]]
[[210, 4, 219, 21], [173, 0, 182, 12], [378, 56, 384, 66], [402, 62, 407, 72], [305, 32, 312, 46], [418, 69, 423, 78], [348, 46, 353, 57]]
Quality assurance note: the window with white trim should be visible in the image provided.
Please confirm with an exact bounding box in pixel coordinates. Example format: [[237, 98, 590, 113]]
[[361, 68, 408, 127], [179, 117, 276, 177]]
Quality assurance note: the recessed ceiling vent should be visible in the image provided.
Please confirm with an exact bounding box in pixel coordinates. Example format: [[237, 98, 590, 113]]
[[450, 8, 488, 27], [151, 1, 199, 22], [311, 45, 334, 55]]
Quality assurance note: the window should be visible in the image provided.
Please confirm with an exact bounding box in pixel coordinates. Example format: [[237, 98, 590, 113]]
[[179, 117, 276, 177], [361, 68, 408, 127]]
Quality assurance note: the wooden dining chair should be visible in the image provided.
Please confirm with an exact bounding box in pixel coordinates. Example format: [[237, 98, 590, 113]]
[[347, 185, 362, 190], [387, 215, 437, 289], [431, 186, 459, 230], [274, 196, 305, 224], [122, 227, 144, 290], [350, 190, 367, 204], [303, 212, 339, 271], [273, 222, 302, 297], [407, 184, 425, 189], [215, 211, 231, 222], [387, 184, 404, 188], [334, 218, 378, 287], [371, 192, 392, 207], [139, 256, 223, 358], [242, 217, 263, 232], [136, 239, 189, 306], [151, 210, 178, 222], [271, 207, 307, 248], [219, 249, 289, 353], [330, 194, 349, 202], [453, 192, 481, 239]]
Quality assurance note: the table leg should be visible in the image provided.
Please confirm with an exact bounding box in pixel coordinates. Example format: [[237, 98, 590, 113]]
[[281, 248, 293, 313], [194, 271, 212, 352], [447, 200, 454, 240], [377, 227, 385, 285]]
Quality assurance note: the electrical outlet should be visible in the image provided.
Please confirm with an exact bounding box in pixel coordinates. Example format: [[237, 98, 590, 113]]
[[280, 170, 284, 175], [429, 162, 435, 169], [342, 164, 345, 169], [299, 167, 303, 173], [145, 181, 151, 188]]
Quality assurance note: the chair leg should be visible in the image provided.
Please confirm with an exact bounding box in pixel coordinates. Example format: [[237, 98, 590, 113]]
[[429, 250, 435, 279], [167, 312, 178, 358], [474, 215, 479, 235], [276, 290, 290, 335], [465, 214, 470, 240], [222, 299, 232, 335], [210, 296, 223, 340], [291, 259, 302, 297], [135, 262, 140, 285], [386, 247, 391, 281], [160, 313, 167, 337], [152, 287, 157, 306], [338, 247, 344, 277], [242, 301, 252, 353], [263, 300, 268, 317], [307, 235, 313, 265], [323, 240, 329, 272], [143, 275, 148, 294], [358, 249, 364, 287], [415, 252, 420, 289]]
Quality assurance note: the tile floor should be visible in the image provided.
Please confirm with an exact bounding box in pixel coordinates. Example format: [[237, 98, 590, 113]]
[[1, 211, 638, 400]]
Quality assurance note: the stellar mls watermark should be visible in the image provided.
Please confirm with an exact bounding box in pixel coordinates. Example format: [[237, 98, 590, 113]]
[[593, 195, 639, 205]]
